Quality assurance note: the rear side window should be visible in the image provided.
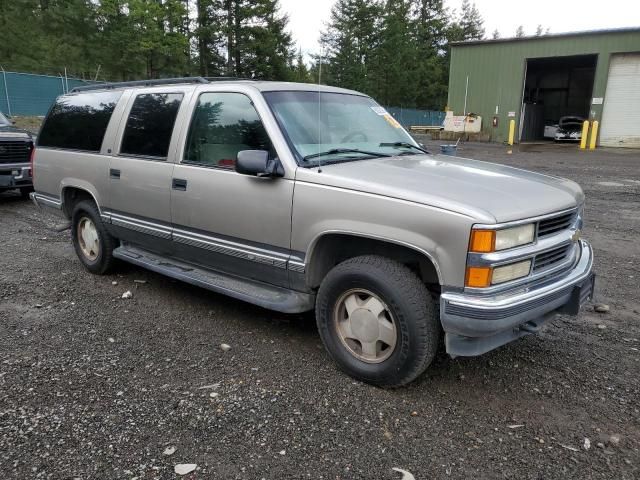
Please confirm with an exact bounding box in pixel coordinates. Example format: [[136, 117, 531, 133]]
[[38, 91, 122, 152], [120, 93, 183, 159]]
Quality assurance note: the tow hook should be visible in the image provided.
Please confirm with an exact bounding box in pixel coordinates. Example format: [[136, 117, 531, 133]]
[[519, 321, 542, 334]]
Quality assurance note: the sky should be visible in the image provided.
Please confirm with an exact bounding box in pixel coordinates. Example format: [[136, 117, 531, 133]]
[[279, 0, 640, 56]]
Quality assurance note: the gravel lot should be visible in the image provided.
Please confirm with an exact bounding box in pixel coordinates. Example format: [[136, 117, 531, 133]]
[[1, 142, 639, 479]]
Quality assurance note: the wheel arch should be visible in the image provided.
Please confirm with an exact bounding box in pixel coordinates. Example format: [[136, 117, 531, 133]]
[[60, 181, 103, 219], [304, 231, 442, 290]]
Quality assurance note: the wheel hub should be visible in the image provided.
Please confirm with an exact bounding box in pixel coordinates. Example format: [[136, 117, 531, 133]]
[[333, 288, 398, 364], [77, 217, 100, 261], [350, 308, 380, 343]]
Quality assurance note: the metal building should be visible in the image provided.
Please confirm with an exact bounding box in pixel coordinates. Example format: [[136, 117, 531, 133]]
[[447, 28, 640, 148]]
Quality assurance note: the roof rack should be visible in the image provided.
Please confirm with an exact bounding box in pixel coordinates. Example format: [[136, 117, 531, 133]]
[[70, 76, 247, 93]]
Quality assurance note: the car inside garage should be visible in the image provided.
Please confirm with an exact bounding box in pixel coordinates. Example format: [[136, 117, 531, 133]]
[[520, 54, 596, 142]]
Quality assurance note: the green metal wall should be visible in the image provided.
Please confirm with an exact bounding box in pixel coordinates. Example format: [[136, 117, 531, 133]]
[[0, 71, 97, 117], [447, 29, 640, 143]]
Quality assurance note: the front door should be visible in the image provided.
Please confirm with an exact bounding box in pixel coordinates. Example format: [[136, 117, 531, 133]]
[[107, 89, 188, 254], [170, 90, 294, 288]]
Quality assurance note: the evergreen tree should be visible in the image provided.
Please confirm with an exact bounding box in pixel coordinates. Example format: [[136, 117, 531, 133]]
[[373, 0, 417, 107], [320, 0, 382, 92], [292, 49, 311, 83], [515, 25, 525, 37], [449, 0, 485, 42], [535, 24, 543, 36], [491, 29, 500, 39], [410, 0, 449, 109]]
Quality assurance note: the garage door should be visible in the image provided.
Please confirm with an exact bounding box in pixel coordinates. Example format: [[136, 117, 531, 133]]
[[600, 54, 640, 148]]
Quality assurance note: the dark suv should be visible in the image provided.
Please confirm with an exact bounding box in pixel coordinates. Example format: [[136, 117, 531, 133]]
[[0, 111, 34, 198]]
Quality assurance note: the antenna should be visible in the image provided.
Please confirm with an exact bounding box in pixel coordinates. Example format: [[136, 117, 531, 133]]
[[317, 45, 323, 171]]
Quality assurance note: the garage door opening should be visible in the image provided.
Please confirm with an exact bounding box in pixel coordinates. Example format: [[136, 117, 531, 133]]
[[520, 54, 597, 142]]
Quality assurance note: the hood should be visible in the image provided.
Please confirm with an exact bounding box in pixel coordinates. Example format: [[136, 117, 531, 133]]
[[295, 154, 584, 223], [0, 125, 33, 139]]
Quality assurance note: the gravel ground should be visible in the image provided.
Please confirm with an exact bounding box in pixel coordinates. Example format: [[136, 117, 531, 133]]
[[1, 142, 639, 479]]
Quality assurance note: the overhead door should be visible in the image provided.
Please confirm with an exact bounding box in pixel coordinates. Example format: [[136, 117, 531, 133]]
[[600, 54, 640, 148]]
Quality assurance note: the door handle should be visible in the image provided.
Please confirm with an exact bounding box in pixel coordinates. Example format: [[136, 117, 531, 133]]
[[110, 168, 121, 179], [172, 178, 187, 191]]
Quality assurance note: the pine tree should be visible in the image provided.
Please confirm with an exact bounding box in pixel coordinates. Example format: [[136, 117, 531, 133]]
[[410, 0, 449, 109], [449, 0, 484, 42], [320, 0, 382, 93], [535, 24, 543, 36], [515, 25, 525, 37], [372, 0, 419, 107], [216, 0, 294, 79], [491, 29, 500, 39], [292, 49, 311, 83]]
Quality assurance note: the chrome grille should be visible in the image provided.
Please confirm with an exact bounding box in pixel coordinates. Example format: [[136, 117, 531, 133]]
[[533, 245, 571, 272], [537, 211, 576, 238], [0, 141, 31, 164]]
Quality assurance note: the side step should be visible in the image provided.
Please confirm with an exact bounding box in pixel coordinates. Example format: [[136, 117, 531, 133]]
[[113, 245, 315, 314]]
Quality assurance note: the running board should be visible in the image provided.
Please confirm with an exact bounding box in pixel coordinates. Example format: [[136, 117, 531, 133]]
[[113, 245, 315, 313]]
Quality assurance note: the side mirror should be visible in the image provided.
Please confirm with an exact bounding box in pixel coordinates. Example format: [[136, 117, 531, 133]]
[[236, 150, 283, 178]]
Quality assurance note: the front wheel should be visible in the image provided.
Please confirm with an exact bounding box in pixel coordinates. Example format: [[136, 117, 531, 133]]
[[315, 255, 440, 387], [70, 200, 117, 274]]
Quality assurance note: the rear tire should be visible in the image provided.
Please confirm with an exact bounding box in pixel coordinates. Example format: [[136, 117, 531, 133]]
[[316, 255, 440, 387], [71, 200, 117, 274]]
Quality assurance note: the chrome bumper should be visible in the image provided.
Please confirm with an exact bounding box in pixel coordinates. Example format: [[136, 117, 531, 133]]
[[0, 165, 32, 188], [441, 240, 594, 356]]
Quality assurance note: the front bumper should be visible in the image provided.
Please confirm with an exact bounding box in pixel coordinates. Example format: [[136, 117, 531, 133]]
[[0, 164, 32, 190], [441, 240, 594, 357]]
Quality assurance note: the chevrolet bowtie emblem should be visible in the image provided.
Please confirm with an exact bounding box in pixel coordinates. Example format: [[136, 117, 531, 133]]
[[571, 230, 581, 242]]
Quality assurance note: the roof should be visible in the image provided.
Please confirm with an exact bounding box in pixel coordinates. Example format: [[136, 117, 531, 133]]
[[451, 26, 640, 47], [70, 77, 364, 96]]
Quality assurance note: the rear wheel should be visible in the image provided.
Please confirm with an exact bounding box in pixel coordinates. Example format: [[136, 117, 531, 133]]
[[71, 200, 117, 274], [316, 255, 440, 387]]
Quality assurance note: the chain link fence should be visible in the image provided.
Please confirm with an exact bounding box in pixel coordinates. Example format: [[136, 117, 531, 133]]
[[385, 106, 446, 128], [0, 70, 97, 116]]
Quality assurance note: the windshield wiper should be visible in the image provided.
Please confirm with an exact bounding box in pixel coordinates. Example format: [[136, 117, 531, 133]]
[[379, 142, 430, 154], [303, 148, 392, 161]]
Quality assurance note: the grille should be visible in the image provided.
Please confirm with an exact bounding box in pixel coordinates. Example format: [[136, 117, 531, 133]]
[[0, 141, 31, 164], [533, 245, 571, 272], [537, 211, 576, 238]]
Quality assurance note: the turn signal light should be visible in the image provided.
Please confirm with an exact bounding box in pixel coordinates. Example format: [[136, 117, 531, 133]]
[[469, 230, 495, 253], [465, 266, 492, 288]]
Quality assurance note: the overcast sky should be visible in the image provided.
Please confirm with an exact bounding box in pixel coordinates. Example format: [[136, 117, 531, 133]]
[[280, 0, 640, 56]]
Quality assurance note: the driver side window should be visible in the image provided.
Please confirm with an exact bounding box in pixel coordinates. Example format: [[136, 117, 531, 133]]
[[183, 92, 274, 169]]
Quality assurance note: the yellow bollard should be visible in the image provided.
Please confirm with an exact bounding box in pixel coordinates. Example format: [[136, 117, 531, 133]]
[[508, 119, 515, 146], [580, 121, 589, 149], [589, 120, 599, 150]]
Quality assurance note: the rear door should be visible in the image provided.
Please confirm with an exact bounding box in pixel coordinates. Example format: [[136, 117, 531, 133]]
[[170, 86, 295, 288], [105, 87, 193, 253]]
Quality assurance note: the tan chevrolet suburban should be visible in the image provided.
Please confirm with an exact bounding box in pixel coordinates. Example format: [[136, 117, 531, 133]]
[[31, 78, 595, 386]]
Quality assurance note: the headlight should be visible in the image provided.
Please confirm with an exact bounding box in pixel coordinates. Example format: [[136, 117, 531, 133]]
[[469, 223, 535, 253], [465, 259, 532, 288], [491, 260, 532, 284]]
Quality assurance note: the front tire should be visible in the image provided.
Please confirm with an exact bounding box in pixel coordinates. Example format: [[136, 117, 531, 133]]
[[71, 200, 117, 274], [316, 255, 440, 387]]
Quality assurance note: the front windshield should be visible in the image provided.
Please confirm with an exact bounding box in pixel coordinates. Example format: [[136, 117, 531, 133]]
[[0, 112, 10, 126], [263, 91, 424, 166]]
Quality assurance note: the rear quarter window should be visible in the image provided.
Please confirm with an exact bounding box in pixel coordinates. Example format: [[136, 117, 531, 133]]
[[38, 91, 122, 152]]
